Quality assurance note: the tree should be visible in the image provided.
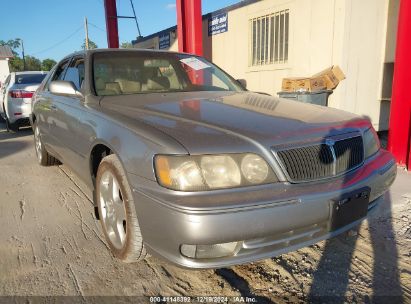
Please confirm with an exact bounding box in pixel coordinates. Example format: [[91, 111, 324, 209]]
[[41, 58, 57, 71], [1, 38, 23, 71], [25, 56, 42, 71], [0, 38, 21, 56], [9, 57, 24, 72], [82, 39, 98, 50], [2, 38, 53, 72], [121, 42, 133, 49]]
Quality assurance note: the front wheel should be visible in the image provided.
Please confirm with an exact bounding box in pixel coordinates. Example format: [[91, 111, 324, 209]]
[[96, 154, 147, 262]]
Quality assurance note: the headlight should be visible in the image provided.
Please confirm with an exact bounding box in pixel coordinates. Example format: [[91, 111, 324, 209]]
[[201, 155, 241, 188], [241, 154, 269, 184], [154, 153, 277, 191], [363, 127, 380, 159]]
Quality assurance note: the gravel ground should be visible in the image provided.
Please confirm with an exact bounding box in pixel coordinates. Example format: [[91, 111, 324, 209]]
[[0, 121, 410, 303]]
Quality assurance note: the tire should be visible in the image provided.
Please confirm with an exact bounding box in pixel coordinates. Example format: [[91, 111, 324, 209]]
[[3, 105, 18, 133], [96, 154, 147, 263], [33, 122, 59, 166]]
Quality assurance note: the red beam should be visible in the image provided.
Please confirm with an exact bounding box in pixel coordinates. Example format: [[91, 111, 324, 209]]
[[176, 0, 203, 55], [104, 0, 119, 48], [388, 0, 411, 169]]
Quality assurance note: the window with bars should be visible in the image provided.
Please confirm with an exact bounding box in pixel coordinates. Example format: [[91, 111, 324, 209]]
[[250, 9, 289, 66]]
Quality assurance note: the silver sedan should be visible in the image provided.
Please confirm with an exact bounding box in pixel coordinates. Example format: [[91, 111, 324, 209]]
[[30, 49, 396, 268]]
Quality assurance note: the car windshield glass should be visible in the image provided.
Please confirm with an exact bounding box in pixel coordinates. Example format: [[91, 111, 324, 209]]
[[15, 73, 47, 84], [93, 51, 244, 96]]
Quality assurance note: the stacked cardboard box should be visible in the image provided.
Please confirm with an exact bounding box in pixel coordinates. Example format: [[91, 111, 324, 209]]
[[281, 65, 346, 92]]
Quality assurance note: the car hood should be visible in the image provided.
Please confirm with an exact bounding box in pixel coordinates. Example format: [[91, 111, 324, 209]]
[[100, 91, 369, 154]]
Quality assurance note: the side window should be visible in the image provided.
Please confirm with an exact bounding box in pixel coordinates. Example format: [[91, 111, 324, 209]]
[[47, 59, 70, 90], [64, 57, 85, 90], [39, 68, 54, 91]]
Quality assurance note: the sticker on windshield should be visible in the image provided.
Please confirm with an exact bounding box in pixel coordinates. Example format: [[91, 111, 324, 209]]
[[180, 57, 211, 70]]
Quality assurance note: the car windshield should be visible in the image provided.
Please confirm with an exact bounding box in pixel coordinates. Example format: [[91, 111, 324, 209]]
[[93, 51, 244, 96], [15, 73, 47, 84]]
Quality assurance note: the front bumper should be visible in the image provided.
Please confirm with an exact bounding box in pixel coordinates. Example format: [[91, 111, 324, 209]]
[[128, 150, 396, 269]]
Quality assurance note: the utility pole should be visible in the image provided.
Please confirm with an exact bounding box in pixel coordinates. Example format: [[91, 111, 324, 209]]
[[21, 40, 26, 70], [17, 38, 26, 70], [129, 0, 142, 39], [84, 17, 90, 50]]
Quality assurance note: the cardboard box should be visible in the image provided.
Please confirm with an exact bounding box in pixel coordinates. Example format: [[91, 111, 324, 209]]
[[312, 65, 345, 90], [281, 76, 327, 92]]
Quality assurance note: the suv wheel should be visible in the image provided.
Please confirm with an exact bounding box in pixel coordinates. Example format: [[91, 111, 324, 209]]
[[96, 154, 147, 262]]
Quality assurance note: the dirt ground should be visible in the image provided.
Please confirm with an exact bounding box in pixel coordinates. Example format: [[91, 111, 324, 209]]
[[0, 121, 410, 304]]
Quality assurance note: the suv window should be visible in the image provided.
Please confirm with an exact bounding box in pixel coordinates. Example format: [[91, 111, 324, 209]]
[[64, 57, 85, 90]]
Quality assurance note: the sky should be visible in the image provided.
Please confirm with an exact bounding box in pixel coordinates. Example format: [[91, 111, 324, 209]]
[[0, 0, 240, 61]]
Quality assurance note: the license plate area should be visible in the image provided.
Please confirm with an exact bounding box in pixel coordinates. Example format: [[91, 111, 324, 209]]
[[330, 187, 370, 231]]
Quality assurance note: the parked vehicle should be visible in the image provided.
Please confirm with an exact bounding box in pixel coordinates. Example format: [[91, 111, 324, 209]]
[[31, 49, 396, 268], [1, 71, 47, 131]]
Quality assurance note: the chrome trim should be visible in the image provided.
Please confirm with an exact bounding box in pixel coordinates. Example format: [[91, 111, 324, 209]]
[[271, 132, 365, 184]]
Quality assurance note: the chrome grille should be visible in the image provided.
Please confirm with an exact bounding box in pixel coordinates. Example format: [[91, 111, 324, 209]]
[[334, 136, 364, 174], [275, 136, 364, 182]]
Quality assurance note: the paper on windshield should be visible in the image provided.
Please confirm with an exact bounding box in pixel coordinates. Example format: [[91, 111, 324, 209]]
[[180, 57, 211, 70]]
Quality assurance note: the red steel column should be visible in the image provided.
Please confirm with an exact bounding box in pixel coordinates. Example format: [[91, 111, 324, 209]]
[[104, 0, 119, 48], [176, 0, 203, 55], [388, 0, 411, 169]]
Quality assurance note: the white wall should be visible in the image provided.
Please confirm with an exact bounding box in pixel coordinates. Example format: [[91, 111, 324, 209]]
[[0, 59, 10, 84], [331, 0, 392, 130]]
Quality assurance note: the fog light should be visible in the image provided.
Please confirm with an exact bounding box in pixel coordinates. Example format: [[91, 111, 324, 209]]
[[181, 242, 240, 259]]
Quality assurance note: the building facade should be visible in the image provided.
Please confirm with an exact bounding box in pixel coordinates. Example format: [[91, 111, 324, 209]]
[[133, 0, 399, 131], [0, 45, 13, 85]]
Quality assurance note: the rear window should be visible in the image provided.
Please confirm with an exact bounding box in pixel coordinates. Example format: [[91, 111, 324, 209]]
[[15, 74, 47, 85]]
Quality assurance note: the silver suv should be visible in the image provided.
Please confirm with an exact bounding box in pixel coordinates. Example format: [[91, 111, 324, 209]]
[[1, 71, 47, 132]]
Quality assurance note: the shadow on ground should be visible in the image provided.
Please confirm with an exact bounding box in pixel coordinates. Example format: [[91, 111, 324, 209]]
[[0, 120, 33, 159], [308, 123, 403, 303]]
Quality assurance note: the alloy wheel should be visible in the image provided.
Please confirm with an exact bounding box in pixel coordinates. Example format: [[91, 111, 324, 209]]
[[99, 171, 127, 249]]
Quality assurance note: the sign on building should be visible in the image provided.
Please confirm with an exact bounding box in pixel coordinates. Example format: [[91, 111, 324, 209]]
[[159, 32, 170, 49], [208, 12, 228, 36]]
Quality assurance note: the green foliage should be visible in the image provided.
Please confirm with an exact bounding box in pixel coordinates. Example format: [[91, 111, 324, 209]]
[[25, 56, 42, 71], [0, 38, 21, 56], [82, 39, 98, 50], [41, 58, 57, 71], [2, 38, 57, 72], [9, 57, 24, 72], [121, 42, 133, 49]]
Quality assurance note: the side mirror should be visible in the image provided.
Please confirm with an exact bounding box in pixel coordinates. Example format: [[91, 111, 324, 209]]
[[49, 80, 83, 97], [236, 79, 247, 89]]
